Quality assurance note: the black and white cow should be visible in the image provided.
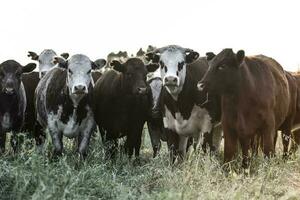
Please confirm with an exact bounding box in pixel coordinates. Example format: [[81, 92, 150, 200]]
[[92, 57, 158, 158], [146, 68, 167, 157], [146, 45, 222, 161], [0, 60, 36, 153], [22, 50, 69, 145], [35, 54, 106, 157]]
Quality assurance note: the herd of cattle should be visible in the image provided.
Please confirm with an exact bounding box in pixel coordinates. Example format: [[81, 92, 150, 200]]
[[1, 45, 300, 168]]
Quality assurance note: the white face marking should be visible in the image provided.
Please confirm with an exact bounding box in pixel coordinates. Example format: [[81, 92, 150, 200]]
[[47, 105, 95, 139], [149, 78, 162, 111], [38, 49, 57, 78], [67, 54, 93, 106], [1, 112, 11, 130], [163, 104, 213, 137], [160, 49, 187, 100]]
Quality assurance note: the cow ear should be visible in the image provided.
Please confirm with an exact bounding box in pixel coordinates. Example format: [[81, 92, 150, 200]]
[[145, 52, 160, 63], [185, 50, 199, 64], [53, 56, 67, 68], [92, 59, 106, 70], [60, 53, 69, 59], [146, 63, 159, 72], [236, 50, 245, 63], [206, 52, 216, 61], [28, 51, 39, 61], [22, 63, 36, 73], [111, 60, 123, 72]]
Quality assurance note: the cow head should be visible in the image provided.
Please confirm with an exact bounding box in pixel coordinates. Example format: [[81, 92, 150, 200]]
[[53, 54, 106, 106], [28, 49, 69, 78], [0, 60, 36, 95], [111, 58, 159, 95], [197, 49, 245, 94], [146, 45, 199, 100]]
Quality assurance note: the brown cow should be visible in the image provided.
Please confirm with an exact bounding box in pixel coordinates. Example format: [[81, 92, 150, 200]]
[[290, 73, 300, 152], [197, 49, 290, 168]]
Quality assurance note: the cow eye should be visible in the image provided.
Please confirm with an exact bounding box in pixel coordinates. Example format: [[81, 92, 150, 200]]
[[178, 62, 184, 71], [159, 61, 165, 68], [68, 69, 73, 74], [87, 69, 91, 74]]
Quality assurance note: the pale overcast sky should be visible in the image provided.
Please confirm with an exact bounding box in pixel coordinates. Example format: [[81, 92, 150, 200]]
[[0, 0, 299, 71]]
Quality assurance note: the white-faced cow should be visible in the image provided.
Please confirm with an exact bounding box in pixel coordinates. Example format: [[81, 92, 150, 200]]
[[0, 60, 36, 153], [22, 49, 69, 146], [35, 54, 106, 158], [92, 57, 158, 158], [146, 45, 222, 161]]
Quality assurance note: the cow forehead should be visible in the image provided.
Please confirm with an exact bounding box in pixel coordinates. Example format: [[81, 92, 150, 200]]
[[160, 50, 185, 67], [39, 49, 57, 62], [68, 55, 92, 72]]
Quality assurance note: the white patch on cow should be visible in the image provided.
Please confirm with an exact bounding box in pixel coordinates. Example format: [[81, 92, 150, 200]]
[[1, 112, 11, 130], [47, 105, 95, 139], [163, 104, 213, 137], [160, 48, 186, 101]]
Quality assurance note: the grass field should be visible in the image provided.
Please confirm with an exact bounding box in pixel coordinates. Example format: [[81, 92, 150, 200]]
[[0, 130, 300, 200]]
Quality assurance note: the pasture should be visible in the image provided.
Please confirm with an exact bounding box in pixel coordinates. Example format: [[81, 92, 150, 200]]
[[0, 129, 300, 200]]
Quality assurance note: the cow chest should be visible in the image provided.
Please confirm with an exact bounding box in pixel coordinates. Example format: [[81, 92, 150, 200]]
[[163, 104, 213, 136]]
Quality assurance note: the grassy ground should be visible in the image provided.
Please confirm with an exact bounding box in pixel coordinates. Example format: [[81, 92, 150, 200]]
[[0, 130, 300, 200]]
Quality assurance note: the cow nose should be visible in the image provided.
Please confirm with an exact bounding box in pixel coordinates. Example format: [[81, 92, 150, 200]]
[[74, 85, 86, 93], [164, 76, 178, 85], [137, 87, 147, 94]]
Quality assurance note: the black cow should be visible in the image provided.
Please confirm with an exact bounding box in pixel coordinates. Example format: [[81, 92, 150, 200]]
[[35, 54, 106, 157], [0, 60, 36, 153], [146, 45, 222, 162], [92, 57, 158, 158]]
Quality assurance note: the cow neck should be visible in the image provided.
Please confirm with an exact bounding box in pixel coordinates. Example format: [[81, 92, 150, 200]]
[[221, 62, 256, 121], [163, 69, 197, 120]]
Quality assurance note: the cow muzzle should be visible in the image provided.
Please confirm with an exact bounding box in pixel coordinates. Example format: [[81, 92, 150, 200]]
[[72, 85, 88, 95], [163, 76, 179, 87], [4, 87, 15, 95]]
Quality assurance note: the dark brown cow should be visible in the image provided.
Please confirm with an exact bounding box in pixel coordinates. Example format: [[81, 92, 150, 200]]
[[291, 74, 300, 152], [198, 49, 290, 168]]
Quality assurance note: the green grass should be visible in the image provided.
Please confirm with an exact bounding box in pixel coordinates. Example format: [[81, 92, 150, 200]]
[[0, 130, 300, 200]]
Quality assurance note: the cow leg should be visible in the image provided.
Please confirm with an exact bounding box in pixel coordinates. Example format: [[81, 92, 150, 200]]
[[223, 128, 238, 164], [178, 136, 188, 160], [134, 127, 143, 158], [166, 129, 179, 163], [103, 131, 118, 159], [147, 121, 162, 158], [49, 130, 63, 157], [202, 131, 213, 153], [11, 131, 20, 153], [290, 130, 300, 153], [77, 131, 92, 159], [0, 131, 6, 154], [34, 122, 46, 152], [262, 124, 275, 158], [281, 128, 292, 158], [239, 137, 251, 169]]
